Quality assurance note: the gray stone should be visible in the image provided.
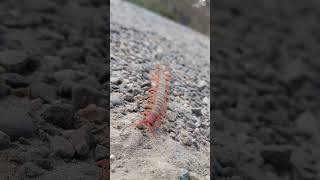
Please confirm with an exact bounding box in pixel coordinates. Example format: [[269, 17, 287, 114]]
[[167, 111, 177, 122], [111, 77, 122, 85], [50, 136, 75, 159], [180, 168, 189, 180], [30, 82, 57, 102], [202, 97, 210, 105], [197, 80, 207, 90], [0, 108, 34, 140], [94, 145, 108, 161], [0, 130, 11, 150], [111, 95, 123, 106], [182, 136, 192, 146], [186, 120, 196, 129], [200, 128, 210, 138], [169, 132, 176, 139]]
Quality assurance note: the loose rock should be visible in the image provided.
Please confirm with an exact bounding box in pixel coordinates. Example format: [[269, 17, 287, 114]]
[[111, 95, 123, 106]]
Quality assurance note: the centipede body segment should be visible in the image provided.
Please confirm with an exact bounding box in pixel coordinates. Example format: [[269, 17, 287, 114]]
[[136, 64, 170, 135]]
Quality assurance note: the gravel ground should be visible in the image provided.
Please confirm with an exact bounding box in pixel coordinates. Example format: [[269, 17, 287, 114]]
[[213, 1, 320, 180], [0, 0, 108, 179], [110, 0, 210, 179]]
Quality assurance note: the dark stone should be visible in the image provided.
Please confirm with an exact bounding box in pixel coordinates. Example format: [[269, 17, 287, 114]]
[[0, 108, 34, 140], [1, 73, 30, 88], [123, 94, 134, 102], [41, 104, 74, 129], [191, 108, 202, 116], [141, 81, 151, 88], [30, 82, 57, 102]]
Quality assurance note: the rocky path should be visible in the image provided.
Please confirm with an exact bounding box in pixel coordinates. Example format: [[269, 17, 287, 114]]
[[110, 0, 210, 179]]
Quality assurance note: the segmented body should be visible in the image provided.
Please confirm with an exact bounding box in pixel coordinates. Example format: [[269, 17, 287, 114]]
[[136, 64, 170, 135]]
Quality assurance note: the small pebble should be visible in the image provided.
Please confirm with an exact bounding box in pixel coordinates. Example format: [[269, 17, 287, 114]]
[[180, 168, 189, 180], [191, 108, 202, 116]]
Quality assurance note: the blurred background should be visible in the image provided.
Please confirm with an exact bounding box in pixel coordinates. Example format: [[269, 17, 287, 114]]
[[212, 0, 320, 179], [126, 0, 210, 36]]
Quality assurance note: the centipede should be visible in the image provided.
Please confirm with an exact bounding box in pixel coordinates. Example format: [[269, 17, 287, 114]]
[[136, 64, 170, 136]]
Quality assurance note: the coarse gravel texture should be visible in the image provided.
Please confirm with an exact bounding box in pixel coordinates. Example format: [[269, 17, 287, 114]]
[[0, 0, 109, 179], [212, 0, 320, 180], [110, 0, 210, 180]]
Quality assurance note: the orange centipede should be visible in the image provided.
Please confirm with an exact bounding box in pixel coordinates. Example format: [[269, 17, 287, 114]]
[[136, 64, 171, 136]]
